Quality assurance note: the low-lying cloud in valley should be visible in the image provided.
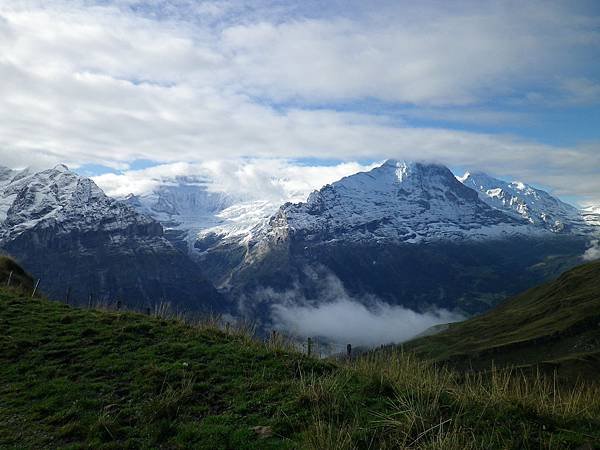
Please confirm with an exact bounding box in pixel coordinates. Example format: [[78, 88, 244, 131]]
[[273, 299, 462, 348], [266, 275, 464, 348], [583, 240, 600, 261]]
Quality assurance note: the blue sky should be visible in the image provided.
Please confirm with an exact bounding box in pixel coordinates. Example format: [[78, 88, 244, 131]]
[[0, 0, 599, 204]]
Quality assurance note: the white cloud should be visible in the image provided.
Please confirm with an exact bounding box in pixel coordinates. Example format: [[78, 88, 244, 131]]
[[92, 155, 600, 210], [560, 78, 600, 106], [273, 299, 462, 347], [93, 159, 378, 202], [218, 1, 600, 105], [0, 0, 599, 201], [269, 275, 463, 347], [583, 240, 600, 262]]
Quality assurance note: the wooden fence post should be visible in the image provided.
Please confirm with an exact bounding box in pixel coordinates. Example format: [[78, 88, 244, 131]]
[[146, 307, 151, 316], [31, 279, 40, 298], [307, 337, 313, 357], [6, 271, 12, 287], [116, 300, 122, 311], [347, 344, 352, 359], [65, 286, 71, 305], [88, 293, 93, 309]]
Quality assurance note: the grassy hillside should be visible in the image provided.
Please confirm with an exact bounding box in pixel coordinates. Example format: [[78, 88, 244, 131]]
[[0, 255, 34, 292], [405, 260, 600, 379], [2, 290, 600, 448]]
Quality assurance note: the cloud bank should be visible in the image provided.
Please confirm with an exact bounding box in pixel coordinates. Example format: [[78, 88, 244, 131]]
[[266, 275, 463, 348], [272, 298, 462, 348], [92, 159, 378, 201], [583, 240, 600, 261], [0, 1, 599, 202]]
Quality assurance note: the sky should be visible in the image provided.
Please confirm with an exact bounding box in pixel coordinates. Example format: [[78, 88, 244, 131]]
[[1, 0, 599, 205]]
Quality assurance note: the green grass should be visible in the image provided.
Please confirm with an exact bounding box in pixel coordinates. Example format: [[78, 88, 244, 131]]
[[404, 260, 600, 379], [0, 255, 34, 293], [2, 290, 600, 449]]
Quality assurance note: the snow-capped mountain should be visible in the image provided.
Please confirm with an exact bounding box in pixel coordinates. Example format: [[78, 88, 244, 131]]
[[0, 165, 222, 310], [123, 177, 281, 253], [0, 164, 159, 241], [120, 162, 598, 258], [0, 160, 595, 320], [125, 176, 236, 251], [225, 160, 593, 316], [98, 161, 599, 298], [459, 171, 584, 232], [254, 160, 534, 247]]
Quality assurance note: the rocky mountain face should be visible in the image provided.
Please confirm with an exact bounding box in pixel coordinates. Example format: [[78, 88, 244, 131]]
[[0, 165, 223, 312], [188, 161, 533, 287], [459, 171, 585, 232], [261, 161, 534, 245], [221, 161, 595, 317]]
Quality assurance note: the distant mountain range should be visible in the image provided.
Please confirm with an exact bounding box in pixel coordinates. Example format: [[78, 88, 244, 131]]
[[0, 160, 598, 319], [128, 161, 598, 274], [0, 165, 222, 311], [214, 161, 598, 318]]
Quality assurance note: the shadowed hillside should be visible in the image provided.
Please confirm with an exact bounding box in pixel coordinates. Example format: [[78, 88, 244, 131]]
[[0, 255, 34, 292]]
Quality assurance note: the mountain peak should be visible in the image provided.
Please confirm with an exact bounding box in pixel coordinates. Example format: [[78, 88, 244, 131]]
[[325, 160, 481, 203], [458, 171, 496, 185], [380, 158, 404, 168], [344, 160, 456, 188], [53, 164, 70, 172], [268, 160, 527, 245], [510, 181, 527, 191], [460, 170, 581, 232]]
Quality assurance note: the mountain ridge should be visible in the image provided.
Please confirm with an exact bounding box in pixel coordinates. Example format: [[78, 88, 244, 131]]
[[404, 259, 600, 379], [459, 170, 586, 232], [255, 160, 536, 246], [0, 165, 223, 311]]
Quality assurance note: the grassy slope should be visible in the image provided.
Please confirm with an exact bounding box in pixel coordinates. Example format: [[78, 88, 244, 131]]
[[0, 255, 34, 292], [0, 293, 326, 449], [2, 292, 600, 449], [405, 260, 600, 378]]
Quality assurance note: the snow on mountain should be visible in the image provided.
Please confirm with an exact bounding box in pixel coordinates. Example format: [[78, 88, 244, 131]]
[[123, 177, 282, 251], [228, 160, 595, 317], [459, 171, 584, 232], [95, 161, 598, 263], [196, 200, 280, 244], [124, 176, 235, 250], [254, 160, 534, 246], [0, 165, 223, 310], [0, 164, 156, 242]]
